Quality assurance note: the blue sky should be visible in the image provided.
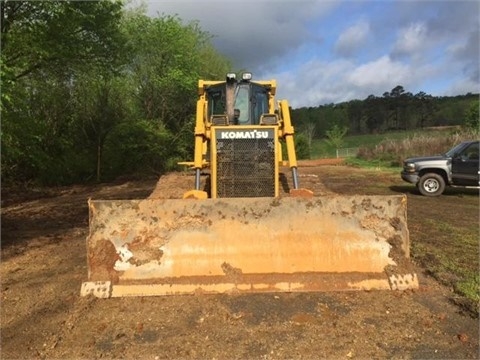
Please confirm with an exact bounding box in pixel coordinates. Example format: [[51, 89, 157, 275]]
[[145, 0, 479, 108]]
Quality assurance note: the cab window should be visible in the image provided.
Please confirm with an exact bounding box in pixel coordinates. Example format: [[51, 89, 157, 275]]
[[207, 87, 225, 117], [234, 85, 250, 124], [252, 87, 269, 125]]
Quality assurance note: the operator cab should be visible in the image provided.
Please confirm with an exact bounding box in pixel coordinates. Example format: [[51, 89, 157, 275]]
[[206, 72, 270, 125]]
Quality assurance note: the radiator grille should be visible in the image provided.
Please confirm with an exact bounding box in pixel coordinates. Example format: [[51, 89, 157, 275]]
[[215, 137, 275, 198]]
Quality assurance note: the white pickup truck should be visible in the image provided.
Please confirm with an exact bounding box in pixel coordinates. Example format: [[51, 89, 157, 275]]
[[401, 140, 479, 196]]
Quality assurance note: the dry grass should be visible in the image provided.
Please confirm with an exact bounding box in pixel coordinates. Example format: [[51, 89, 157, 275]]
[[357, 128, 479, 166]]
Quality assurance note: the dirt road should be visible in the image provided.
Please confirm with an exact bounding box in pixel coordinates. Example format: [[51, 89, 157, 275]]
[[1, 164, 478, 359]]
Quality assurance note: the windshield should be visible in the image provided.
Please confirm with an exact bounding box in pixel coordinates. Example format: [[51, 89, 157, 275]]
[[234, 85, 250, 124], [445, 142, 466, 157], [207, 82, 270, 125]]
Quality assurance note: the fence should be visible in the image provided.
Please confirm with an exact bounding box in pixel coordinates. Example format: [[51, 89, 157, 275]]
[[336, 147, 359, 158]]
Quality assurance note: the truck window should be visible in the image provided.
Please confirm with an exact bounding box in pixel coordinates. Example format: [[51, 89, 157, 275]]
[[461, 142, 479, 160]]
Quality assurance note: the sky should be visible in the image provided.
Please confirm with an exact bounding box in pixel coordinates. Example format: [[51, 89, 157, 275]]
[[145, 0, 479, 108]]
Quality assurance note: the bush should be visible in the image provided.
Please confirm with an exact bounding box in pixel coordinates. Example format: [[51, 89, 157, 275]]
[[294, 133, 311, 160], [464, 100, 479, 132], [102, 120, 177, 180]]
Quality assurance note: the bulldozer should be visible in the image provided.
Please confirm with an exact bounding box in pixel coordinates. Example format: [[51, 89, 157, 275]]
[[81, 73, 418, 298]]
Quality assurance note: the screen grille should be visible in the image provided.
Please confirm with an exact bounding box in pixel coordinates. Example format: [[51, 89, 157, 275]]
[[215, 136, 275, 198]]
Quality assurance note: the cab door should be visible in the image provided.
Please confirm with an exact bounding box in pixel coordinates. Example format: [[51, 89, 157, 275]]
[[451, 141, 479, 186]]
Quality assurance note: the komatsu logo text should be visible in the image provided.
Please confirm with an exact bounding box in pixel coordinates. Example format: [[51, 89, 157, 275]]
[[218, 129, 273, 139]]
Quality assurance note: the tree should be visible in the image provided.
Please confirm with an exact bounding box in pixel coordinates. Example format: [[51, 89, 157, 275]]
[[464, 100, 479, 132], [1, 1, 124, 82], [74, 74, 132, 182], [119, 13, 230, 175], [122, 14, 229, 131], [347, 100, 364, 134], [325, 124, 348, 149], [386, 85, 412, 130], [1, 3, 232, 185], [1, 1, 125, 185], [301, 122, 317, 150], [414, 92, 436, 128], [364, 95, 384, 133]]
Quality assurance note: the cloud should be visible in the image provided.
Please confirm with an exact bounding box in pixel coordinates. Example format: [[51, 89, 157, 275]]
[[348, 56, 410, 88], [147, 0, 338, 73], [144, 0, 479, 107], [334, 20, 370, 58], [448, 30, 480, 85], [270, 55, 415, 108], [269, 59, 355, 107], [392, 22, 428, 57]]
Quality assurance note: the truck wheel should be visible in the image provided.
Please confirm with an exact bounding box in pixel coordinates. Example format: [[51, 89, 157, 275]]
[[417, 173, 445, 196]]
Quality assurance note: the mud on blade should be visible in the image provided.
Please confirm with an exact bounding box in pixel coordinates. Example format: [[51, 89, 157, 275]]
[[81, 195, 418, 298]]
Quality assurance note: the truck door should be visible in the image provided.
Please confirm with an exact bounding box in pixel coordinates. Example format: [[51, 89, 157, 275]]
[[451, 141, 479, 186]]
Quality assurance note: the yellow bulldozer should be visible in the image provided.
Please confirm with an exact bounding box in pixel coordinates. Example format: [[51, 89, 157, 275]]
[[81, 73, 418, 298]]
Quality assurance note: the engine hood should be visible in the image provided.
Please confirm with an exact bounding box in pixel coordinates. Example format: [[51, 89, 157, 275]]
[[404, 155, 447, 163]]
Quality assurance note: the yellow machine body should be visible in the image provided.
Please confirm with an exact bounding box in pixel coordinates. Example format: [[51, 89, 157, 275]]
[[182, 76, 301, 200], [82, 74, 417, 298]]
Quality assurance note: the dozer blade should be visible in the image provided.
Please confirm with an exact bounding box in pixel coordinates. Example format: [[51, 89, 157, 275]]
[[81, 195, 418, 298]]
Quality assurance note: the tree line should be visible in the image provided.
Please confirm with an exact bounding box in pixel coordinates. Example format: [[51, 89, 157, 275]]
[[1, 1, 478, 186], [1, 1, 230, 186], [291, 86, 479, 146]]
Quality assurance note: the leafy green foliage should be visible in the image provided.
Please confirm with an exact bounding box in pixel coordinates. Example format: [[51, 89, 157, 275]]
[[294, 134, 311, 160], [291, 89, 477, 138], [103, 120, 174, 179], [1, 1, 124, 81], [1, 2, 230, 185], [464, 99, 479, 132], [325, 124, 348, 149], [73, 73, 134, 182], [1, 0, 125, 185]]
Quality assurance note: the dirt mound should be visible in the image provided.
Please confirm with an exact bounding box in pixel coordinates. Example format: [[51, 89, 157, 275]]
[[148, 165, 335, 200], [148, 172, 196, 199]]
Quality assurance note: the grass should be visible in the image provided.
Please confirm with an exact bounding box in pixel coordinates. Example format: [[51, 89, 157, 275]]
[[344, 157, 401, 172], [413, 229, 479, 313], [457, 274, 480, 304], [403, 187, 479, 316]]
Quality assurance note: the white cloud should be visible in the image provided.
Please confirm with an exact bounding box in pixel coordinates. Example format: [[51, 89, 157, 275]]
[[270, 59, 355, 107], [392, 22, 428, 57], [348, 56, 410, 88], [334, 20, 370, 57], [272, 56, 416, 108], [277, 45, 477, 107]]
